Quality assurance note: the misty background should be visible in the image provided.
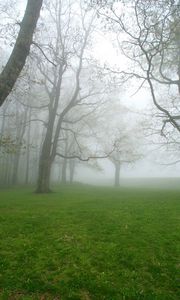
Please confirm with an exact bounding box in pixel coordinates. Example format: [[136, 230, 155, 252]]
[[0, 0, 180, 191]]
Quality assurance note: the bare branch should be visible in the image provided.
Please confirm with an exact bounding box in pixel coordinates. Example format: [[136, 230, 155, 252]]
[[55, 147, 115, 162], [32, 42, 57, 67]]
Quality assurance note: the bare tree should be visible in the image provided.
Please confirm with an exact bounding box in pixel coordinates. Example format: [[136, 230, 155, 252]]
[[34, 0, 108, 193], [94, 0, 180, 167], [97, 1, 180, 148], [110, 133, 141, 187]]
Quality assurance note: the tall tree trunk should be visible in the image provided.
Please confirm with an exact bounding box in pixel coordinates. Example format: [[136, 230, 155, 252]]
[[61, 133, 68, 184], [11, 103, 27, 185], [36, 123, 54, 193], [3, 153, 11, 186], [11, 152, 21, 185], [36, 154, 52, 193], [58, 161, 62, 182], [114, 163, 121, 187], [0, 103, 9, 184], [25, 109, 31, 185], [25, 142, 30, 185], [61, 158, 67, 184], [7, 154, 13, 186], [36, 64, 64, 193]]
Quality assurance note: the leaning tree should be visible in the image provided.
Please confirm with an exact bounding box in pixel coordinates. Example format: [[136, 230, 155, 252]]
[[0, 0, 43, 107]]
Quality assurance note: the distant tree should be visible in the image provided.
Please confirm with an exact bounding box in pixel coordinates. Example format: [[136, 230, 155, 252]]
[[94, 97, 143, 186], [0, 66, 44, 186], [109, 133, 141, 187]]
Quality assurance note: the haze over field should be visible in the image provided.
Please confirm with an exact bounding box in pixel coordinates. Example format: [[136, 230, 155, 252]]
[[1, 1, 180, 191], [0, 1, 180, 298]]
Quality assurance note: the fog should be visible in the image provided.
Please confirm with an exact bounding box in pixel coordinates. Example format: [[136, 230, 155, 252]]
[[0, 0, 180, 192], [0, 2, 179, 298]]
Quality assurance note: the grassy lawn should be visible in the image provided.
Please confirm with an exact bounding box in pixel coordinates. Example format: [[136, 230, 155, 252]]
[[0, 184, 179, 299]]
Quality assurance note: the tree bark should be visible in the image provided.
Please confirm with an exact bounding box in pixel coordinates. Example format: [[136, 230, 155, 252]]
[[0, 0, 43, 107], [114, 163, 121, 187], [36, 157, 52, 193], [36, 134, 53, 193]]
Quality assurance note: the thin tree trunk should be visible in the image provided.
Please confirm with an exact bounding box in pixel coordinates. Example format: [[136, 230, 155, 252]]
[[3, 152, 13, 186], [3, 153, 10, 186], [58, 161, 62, 182], [69, 159, 75, 184], [25, 109, 31, 185], [11, 103, 28, 185], [61, 158, 67, 184], [11, 152, 21, 185], [0, 104, 8, 184], [114, 163, 121, 187], [61, 133, 68, 184], [7, 154, 13, 186]]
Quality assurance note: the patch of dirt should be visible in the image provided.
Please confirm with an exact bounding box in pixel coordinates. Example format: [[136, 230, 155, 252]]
[[80, 290, 91, 300]]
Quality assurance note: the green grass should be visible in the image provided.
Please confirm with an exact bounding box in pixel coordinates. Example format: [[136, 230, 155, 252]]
[[0, 184, 179, 300]]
